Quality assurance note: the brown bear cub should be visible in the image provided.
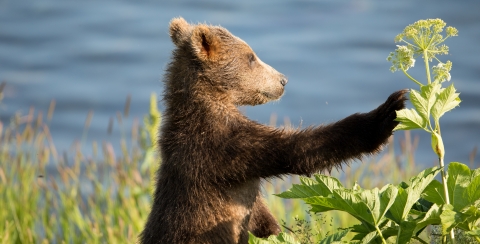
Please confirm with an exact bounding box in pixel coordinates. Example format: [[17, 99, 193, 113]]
[[140, 17, 406, 244]]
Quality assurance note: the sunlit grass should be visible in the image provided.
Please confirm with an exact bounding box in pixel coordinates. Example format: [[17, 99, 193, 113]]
[[0, 94, 158, 243]]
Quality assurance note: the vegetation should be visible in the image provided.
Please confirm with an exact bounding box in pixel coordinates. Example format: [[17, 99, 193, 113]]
[[0, 94, 159, 243], [252, 19, 479, 243]]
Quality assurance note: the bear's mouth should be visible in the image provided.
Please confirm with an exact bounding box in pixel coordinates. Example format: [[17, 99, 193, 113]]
[[261, 89, 284, 101]]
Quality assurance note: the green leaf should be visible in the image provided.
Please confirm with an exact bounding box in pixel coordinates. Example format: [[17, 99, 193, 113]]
[[248, 232, 300, 244], [359, 231, 378, 244], [422, 180, 446, 205], [420, 82, 441, 119], [413, 204, 442, 234], [380, 226, 401, 241], [305, 186, 397, 229], [379, 186, 399, 222], [276, 175, 343, 199], [447, 162, 472, 211], [409, 89, 428, 121], [304, 196, 341, 213], [394, 108, 428, 131], [270, 232, 300, 244], [388, 167, 441, 223], [305, 190, 375, 224], [439, 204, 468, 235], [249, 232, 270, 244], [357, 185, 398, 224], [431, 83, 461, 121], [333, 189, 374, 225], [351, 224, 371, 236], [319, 229, 349, 244], [397, 221, 417, 244], [465, 174, 480, 208], [466, 229, 480, 237], [314, 174, 345, 195], [387, 187, 408, 223]]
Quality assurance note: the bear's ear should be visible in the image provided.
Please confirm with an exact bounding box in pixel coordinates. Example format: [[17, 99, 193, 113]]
[[169, 17, 190, 46], [190, 25, 220, 62]]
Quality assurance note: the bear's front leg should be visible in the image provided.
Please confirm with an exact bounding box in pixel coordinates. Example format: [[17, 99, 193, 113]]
[[248, 193, 281, 238], [356, 89, 408, 152]]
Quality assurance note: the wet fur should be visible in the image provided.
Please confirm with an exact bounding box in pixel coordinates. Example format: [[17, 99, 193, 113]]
[[140, 17, 407, 244]]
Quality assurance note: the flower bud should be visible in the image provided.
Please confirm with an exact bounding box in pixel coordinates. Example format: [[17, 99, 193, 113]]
[[431, 132, 445, 158]]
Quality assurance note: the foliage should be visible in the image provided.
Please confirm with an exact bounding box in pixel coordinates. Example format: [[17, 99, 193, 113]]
[[0, 95, 160, 243], [423, 163, 480, 238], [253, 18, 479, 243], [249, 232, 300, 244], [276, 168, 441, 243]]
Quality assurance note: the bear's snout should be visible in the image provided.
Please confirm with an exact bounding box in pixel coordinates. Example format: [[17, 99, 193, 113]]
[[280, 76, 288, 86]]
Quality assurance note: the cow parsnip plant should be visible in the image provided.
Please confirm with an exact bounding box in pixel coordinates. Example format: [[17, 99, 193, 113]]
[[387, 18, 460, 243], [251, 19, 480, 244]]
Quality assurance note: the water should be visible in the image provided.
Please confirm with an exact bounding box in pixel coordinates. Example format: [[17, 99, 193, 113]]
[[1, 0, 479, 167]]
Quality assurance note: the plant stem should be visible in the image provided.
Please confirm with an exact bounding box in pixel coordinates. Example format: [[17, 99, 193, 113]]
[[439, 155, 456, 243], [436, 126, 455, 243], [400, 66, 423, 87], [423, 49, 432, 84], [375, 225, 387, 244]]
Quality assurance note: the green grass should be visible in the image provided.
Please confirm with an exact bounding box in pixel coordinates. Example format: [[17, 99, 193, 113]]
[[0, 97, 157, 243], [0, 94, 467, 243]]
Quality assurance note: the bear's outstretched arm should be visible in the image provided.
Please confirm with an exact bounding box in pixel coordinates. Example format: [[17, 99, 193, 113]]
[[218, 90, 407, 180]]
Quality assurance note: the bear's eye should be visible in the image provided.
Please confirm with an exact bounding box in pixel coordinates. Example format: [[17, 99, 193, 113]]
[[248, 53, 256, 67]]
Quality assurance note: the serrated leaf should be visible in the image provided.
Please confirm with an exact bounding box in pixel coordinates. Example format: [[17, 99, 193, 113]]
[[393, 123, 417, 131], [420, 82, 441, 113], [422, 180, 445, 205], [388, 167, 441, 223], [387, 187, 408, 224], [306, 187, 396, 228], [337, 190, 376, 225], [380, 226, 401, 240], [465, 174, 480, 207], [466, 229, 480, 237], [249, 232, 270, 244], [356, 185, 399, 225], [351, 224, 371, 236], [377, 186, 398, 223], [410, 89, 428, 121], [306, 190, 375, 224], [397, 221, 417, 244], [359, 231, 378, 244], [431, 83, 461, 121], [319, 229, 349, 244], [394, 108, 428, 131], [248, 232, 300, 244], [472, 168, 480, 179], [413, 204, 442, 234], [304, 196, 341, 213], [439, 204, 468, 235], [270, 232, 300, 244], [276, 175, 343, 199], [447, 162, 472, 211], [313, 174, 345, 195]]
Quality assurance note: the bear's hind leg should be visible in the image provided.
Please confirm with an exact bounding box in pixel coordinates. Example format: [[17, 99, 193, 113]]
[[248, 193, 281, 238]]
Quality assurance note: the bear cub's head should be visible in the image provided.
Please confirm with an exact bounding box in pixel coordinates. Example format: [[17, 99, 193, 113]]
[[169, 17, 287, 106]]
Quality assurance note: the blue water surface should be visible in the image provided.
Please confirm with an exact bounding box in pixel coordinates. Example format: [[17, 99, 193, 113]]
[[1, 0, 479, 167]]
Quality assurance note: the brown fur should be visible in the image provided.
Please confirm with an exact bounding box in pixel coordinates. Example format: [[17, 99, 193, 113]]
[[140, 17, 407, 244]]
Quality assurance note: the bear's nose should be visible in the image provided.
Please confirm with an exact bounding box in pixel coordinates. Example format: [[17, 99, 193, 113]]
[[280, 77, 288, 86]]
